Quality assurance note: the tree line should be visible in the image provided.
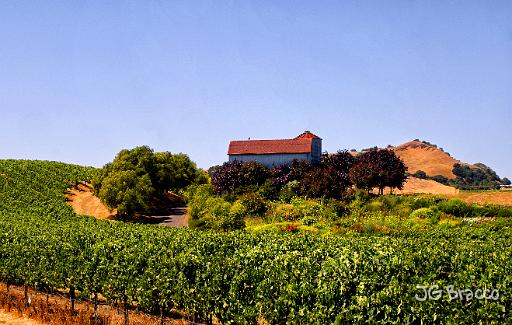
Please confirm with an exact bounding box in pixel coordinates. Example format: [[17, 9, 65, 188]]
[[210, 148, 408, 200]]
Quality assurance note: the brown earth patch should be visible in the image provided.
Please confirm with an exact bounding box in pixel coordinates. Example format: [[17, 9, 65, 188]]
[[0, 309, 42, 325], [65, 184, 189, 227], [65, 183, 115, 219], [383, 176, 460, 195]]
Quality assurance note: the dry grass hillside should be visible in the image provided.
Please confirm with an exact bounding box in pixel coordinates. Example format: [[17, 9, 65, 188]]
[[391, 140, 472, 179], [391, 176, 459, 195], [65, 183, 115, 219]]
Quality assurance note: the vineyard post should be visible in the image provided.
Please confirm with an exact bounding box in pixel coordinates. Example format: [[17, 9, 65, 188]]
[[70, 286, 75, 315], [123, 295, 129, 325], [93, 292, 98, 318]]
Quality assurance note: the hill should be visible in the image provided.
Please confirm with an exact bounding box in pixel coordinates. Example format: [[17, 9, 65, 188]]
[[391, 140, 470, 179], [357, 139, 508, 193]]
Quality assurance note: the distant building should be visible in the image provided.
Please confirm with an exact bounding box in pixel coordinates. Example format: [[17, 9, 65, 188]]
[[227, 131, 322, 167]]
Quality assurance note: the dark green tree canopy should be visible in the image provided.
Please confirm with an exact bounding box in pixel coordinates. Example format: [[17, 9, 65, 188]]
[[92, 146, 204, 218]]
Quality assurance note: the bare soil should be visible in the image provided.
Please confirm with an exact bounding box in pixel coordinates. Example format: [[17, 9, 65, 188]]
[[65, 184, 189, 227], [0, 283, 196, 325], [391, 177, 460, 195], [65, 183, 115, 219], [0, 309, 42, 325]]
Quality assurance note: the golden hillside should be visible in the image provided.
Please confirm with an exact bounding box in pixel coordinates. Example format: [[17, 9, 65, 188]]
[[391, 140, 472, 180]]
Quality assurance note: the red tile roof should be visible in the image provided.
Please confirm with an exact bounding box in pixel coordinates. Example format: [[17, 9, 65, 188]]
[[228, 139, 312, 155], [228, 131, 321, 155], [294, 131, 322, 140]]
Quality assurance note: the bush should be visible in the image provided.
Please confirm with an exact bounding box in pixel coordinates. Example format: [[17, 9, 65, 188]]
[[410, 196, 442, 210], [413, 170, 427, 179], [278, 180, 301, 202], [187, 184, 245, 230], [410, 208, 437, 219], [291, 197, 337, 221], [239, 192, 268, 217], [268, 203, 298, 222], [257, 179, 279, 200], [301, 215, 318, 226], [325, 199, 350, 218], [429, 175, 449, 185], [436, 199, 473, 218]]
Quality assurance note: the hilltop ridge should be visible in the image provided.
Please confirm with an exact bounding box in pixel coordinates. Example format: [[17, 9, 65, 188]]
[[391, 139, 472, 180]]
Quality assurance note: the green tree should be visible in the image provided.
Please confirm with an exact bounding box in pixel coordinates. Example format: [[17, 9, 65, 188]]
[[93, 146, 203, 218]]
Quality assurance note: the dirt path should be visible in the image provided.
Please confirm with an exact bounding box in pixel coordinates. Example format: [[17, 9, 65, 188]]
[[137, 207, 189, 227], [66, 184, 189, 227], [65, 183, 114, 219]]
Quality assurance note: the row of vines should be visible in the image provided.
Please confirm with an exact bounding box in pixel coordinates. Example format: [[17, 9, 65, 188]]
[[1, 160, 512, 323]]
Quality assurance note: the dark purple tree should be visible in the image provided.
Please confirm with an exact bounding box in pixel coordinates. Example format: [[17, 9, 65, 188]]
[[270, 164, 292, 187], [349, 148, 407, 195], [211, 161, 244, 194], [211, 161, 270, 194]]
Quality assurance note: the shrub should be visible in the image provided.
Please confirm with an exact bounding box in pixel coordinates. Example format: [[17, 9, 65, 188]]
[[413, 170, 427, 179], [301, 215, 318, 226], [365, 201, 384, 212], [429, 175, 449, 185], [268, 203, 298, 221], [325, 199, 350, 218], [278, 180, 301, 202], [410, 207, 437, 219], [187, 184, 245, 230], [410, 196, 442, 210], [239, 192, 268, 217], [211, 161, 270, 195], [257, 179, 279, 200], [436, 199, 473, 218]]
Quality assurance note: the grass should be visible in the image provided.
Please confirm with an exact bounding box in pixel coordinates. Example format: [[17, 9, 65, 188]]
[[448, 190, 512, 207]]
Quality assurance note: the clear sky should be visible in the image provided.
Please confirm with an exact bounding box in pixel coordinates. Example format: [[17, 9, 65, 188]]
[[1, 1, 511, 178]]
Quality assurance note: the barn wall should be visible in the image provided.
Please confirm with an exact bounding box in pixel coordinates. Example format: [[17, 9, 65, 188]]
[[229, 153, 311, 167], [311, 139, 322, 164]]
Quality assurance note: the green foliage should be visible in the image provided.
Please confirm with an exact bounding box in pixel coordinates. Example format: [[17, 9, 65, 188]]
[[451, 163, 503, 190], [98, 170, 154, 217], [257, 179, 279, 200], [93, 146, 202, 218], [187, 184, 245, 231], [238, 192, 268, 217], [412, 170, 427, 179], [428, 174, 449, 185], [278, 180, 301, 202], [2, 160, 512, 323], [410, 207, 436, 219], [436, 199, 474, 218]]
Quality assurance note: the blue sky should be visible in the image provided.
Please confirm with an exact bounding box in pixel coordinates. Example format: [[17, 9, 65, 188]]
[[1, 1, 511, 178]]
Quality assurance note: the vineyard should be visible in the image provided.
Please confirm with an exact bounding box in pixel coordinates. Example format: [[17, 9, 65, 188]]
[[1, 160, 512, 323]]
